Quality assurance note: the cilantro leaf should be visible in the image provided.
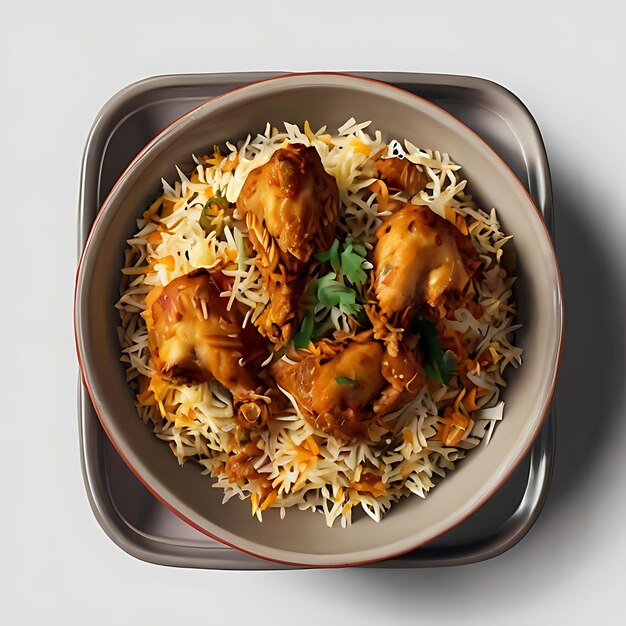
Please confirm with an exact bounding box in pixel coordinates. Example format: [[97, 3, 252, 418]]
[[293, 310, 315, 349], [204, 196, 228, 210], [335, 377, 358, 385], [310, 316, 335, 341], [316, 272, 359, 309], [425, 351, 457, 386], [199, 195, 229, 234], [339, 301, 363, 316], [351, 243, 367, 258], [414, 319, 457, 385], [293, 239, 372, 348], [340, 242, 368, 287], [315, 239, 370, 288], [315, 239, 341, 274]]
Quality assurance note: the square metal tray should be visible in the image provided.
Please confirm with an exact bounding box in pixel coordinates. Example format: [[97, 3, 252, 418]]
[[78, 72, 556, 569]]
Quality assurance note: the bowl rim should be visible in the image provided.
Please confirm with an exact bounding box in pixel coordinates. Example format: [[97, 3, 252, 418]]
[[74, 71, 564, 567]]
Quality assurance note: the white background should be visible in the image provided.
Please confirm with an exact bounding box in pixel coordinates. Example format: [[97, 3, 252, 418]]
[[2, 1, 625, 624]]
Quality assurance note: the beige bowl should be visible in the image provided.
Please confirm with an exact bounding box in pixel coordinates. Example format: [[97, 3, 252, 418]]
[[74, 73, 563, 567]]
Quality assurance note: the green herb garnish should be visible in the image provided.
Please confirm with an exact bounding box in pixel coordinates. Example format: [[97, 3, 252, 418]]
[[315, 272, 362, 315], [335, 377, 358, 386], [293, 310, 315, 349], [204, 195, 229, 210], [293, 239, 372, 348], [340, 242, 369, 287], [414, 319, 457, 385], [199, 195, 229, 234], [315, 239, 341, 274], [316, 239, 370, 288]]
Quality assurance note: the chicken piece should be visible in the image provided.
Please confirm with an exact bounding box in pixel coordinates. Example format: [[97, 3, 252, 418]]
[[239, 144, 338, 263], [237, 143, 339, 344], [372, 203, 480, 317], [271, 341, 386, 439], [373, 339, 426, 416], [144, 270, 270, 429], [271, 338, 426, 440], [375, 157, 429, 195]]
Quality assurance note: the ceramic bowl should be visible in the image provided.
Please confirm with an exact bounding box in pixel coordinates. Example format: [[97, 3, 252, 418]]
[[75, 73, 563, 567]]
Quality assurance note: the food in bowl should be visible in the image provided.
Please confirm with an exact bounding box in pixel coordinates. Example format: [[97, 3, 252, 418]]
[[117, 118, 522, 527]]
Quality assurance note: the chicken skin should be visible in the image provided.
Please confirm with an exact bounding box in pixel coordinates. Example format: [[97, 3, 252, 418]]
[[237, 144, 339, 345], [271, 337, 425, 440], [375, 157, 429, 196], [143, 270, 270, 429], [372, 203, 480, 318], [373, 338, 426, 417]]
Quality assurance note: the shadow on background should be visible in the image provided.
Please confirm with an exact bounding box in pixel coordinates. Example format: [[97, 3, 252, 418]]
[[542, 160, 626, 513]]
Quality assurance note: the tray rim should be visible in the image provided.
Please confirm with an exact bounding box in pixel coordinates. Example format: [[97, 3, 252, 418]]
[[78, 71, 556, 570]]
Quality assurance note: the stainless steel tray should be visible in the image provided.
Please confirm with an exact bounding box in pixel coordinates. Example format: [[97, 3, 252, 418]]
[[78, 72, 556, 569]]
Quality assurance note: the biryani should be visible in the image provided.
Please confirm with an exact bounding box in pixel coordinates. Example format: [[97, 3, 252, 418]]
[[117, 118, 522, 527]]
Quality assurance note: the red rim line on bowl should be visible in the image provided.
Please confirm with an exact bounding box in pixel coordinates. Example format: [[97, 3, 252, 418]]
[[74, 71, 564, 568]]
